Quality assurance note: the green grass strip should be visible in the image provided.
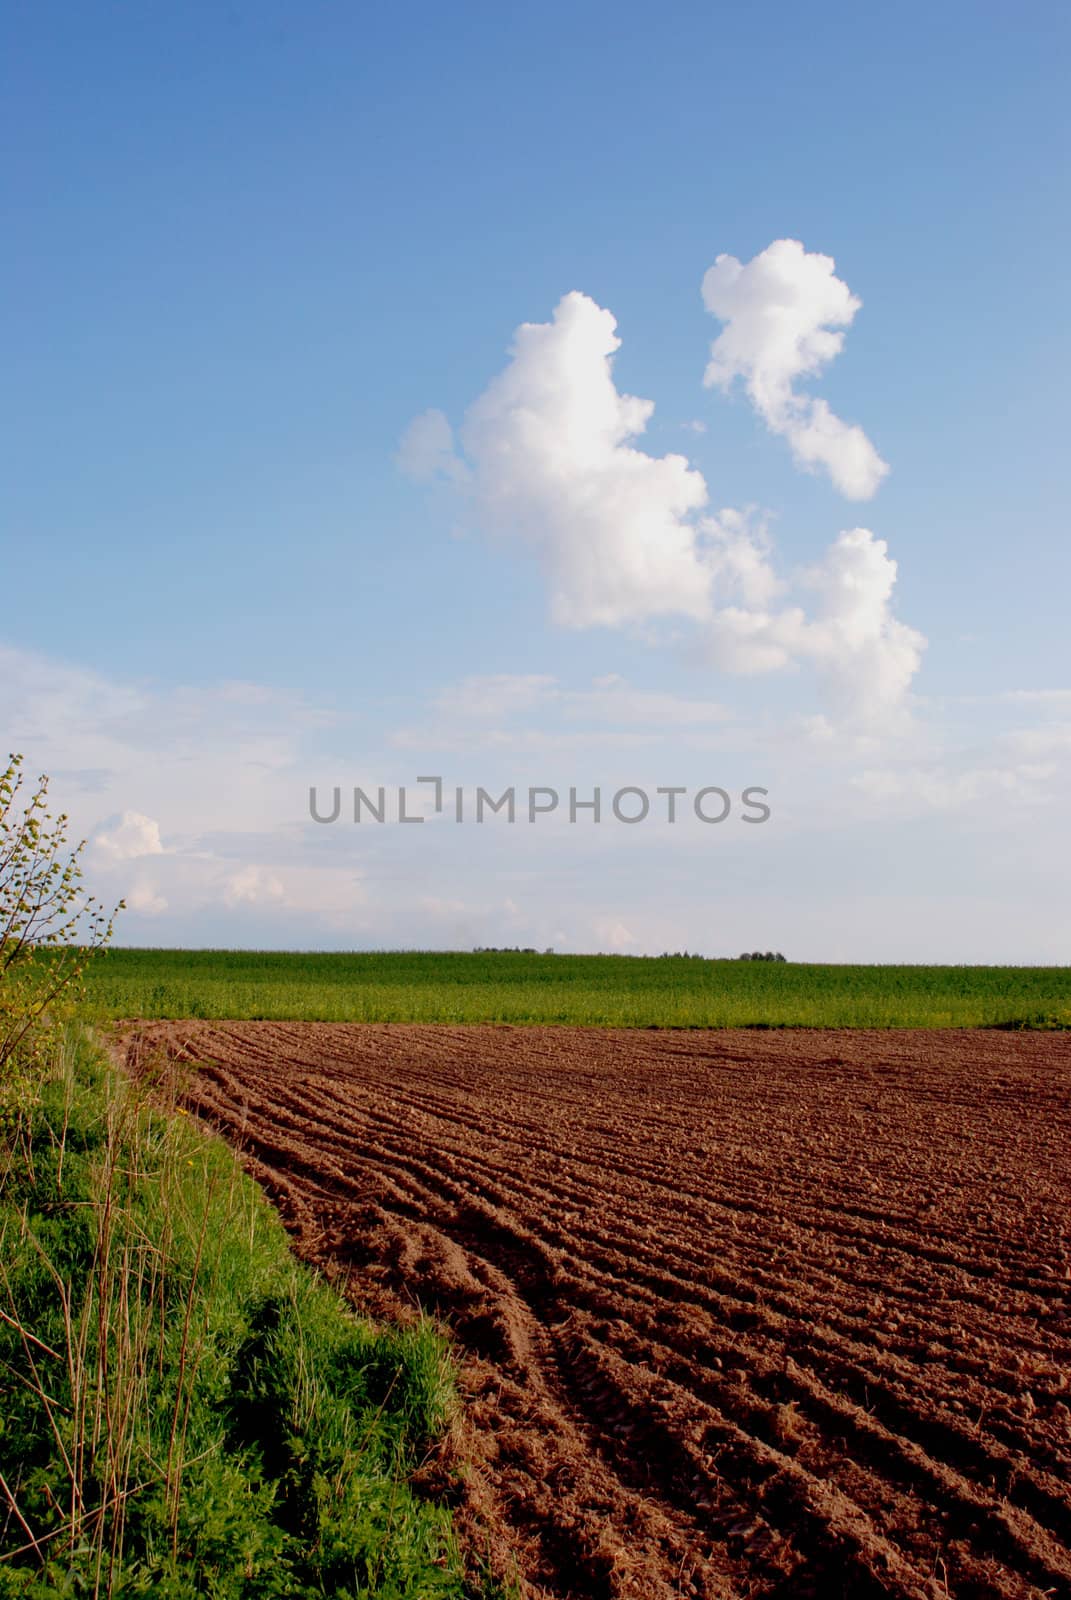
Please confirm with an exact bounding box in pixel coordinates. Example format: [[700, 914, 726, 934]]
[[0, 1029, 505, 1598]]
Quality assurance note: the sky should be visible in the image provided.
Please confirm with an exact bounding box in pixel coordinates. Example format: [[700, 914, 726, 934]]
[[2, 0, 1070, 960]]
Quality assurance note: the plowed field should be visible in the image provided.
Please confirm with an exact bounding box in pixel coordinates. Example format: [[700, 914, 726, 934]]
[[117, 1023, 1071, 1600]]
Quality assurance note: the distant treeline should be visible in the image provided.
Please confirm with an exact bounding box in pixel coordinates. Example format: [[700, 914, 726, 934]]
[[472, 947, 789, 961], [473, 945, 553, 955]]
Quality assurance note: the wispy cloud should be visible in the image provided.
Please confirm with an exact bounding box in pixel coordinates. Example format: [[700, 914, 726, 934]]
[[396, 408, 470, 486], [0, 642, 361, 927], [430, 674, 733, 728], [4, 637, 1069, 958], [389, 672, 736, 752]]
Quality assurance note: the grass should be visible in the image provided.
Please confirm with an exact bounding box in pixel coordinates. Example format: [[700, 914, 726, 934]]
[[80, 948, 1071, 1030], [0, 1027, 506, 1598]]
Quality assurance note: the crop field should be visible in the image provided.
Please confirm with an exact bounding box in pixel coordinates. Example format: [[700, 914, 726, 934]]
[[116, 1020, 1071, 1600], [87, 949, 1071, 1029]]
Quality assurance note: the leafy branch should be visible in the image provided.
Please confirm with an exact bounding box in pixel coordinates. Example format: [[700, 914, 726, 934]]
[[0, 755, 122, 1078]]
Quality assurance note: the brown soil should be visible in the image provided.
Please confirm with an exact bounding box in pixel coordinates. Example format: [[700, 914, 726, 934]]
[[114, 1023, 1071, 1600]]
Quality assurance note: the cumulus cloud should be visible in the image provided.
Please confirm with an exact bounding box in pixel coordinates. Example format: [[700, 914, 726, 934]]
[[88, 813, 168, 916], [126, 880, 168, 916], [702, 239, 889, 499], [404, 291, 715, 627], [706, 530, 925, 719], [92, 810, 164, 862], [223, 865, 285, 908], [396, 295, 786, 631], [399, 284, 920, 716], [801, 530, 925, 711], [702, 507, 782, 609]]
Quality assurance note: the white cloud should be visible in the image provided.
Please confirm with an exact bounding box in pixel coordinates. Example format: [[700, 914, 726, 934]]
[[799, 529, 926, 715], [997, 689, 1071, 706], [404, 291, 715, 628], [0, 644, 330, 841], [396, 408, 470, 486], [3, 636, 1069, 961], [399, 286, 918, 718], [0, 642, 380, 934], [87, 813, 168, 918], [127, 879, 168, 916], [1001, 723, 1071, 757], [433, 674, 560, 721], [852, 762, 1056, 814], [705, 530, 925, 720], [92, 810, 164, 862], [702, 239, 889, 499], [223, 865, 286, 908], [702, 506, 782, 609], [430, 674, 731, 729]]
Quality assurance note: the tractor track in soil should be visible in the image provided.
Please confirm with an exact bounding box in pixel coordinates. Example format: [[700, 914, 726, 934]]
[[113, 1022, 1071, 1600]]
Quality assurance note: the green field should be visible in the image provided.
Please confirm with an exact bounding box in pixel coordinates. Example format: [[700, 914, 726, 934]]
[[81, 949, 1071, 1029]]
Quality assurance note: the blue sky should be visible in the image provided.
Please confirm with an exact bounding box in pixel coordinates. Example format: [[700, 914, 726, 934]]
[[3, 1, 1070, 959]]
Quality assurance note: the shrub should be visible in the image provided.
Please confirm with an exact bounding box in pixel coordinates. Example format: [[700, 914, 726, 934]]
[[0, 755, 120, 1114]]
